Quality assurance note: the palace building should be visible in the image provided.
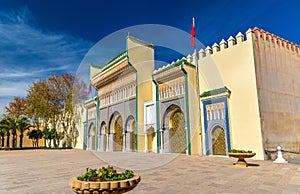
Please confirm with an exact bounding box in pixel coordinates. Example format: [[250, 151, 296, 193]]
[[78, 27, 300, 160]]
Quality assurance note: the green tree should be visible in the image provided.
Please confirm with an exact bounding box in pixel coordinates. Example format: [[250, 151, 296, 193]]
[[54, 73, 86, 147], [1, 117, 18, 148], [0, 129, 5, 147], [0, 119, 7, 147], [26, 80, 51, 132], [43, 127, 56, 147], [27, 129, 43, 147], [16, 117, 31, 149], [25, 73, 87, 148], [54, 131, 64, 148], [5, 97, 27, 119]]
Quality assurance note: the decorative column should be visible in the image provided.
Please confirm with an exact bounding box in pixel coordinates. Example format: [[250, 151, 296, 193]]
[[164, 128, 170, 153], [99, 134, 105, 152], [122, 131, 126, 152], [106, 133, 109, 152], [129, 132, 133, 152], [87, 135, 91, 150], [83, 107, 88, 150], [97, 133, 101, 151], [160, 129, 164, 153], [109, 133, 114, 152]]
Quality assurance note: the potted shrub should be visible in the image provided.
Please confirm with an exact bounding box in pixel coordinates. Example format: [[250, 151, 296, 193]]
[[229, 149, 256, 167], [69, 165, 140, 194]]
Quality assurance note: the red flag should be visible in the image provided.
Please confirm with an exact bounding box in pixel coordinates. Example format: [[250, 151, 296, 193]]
[[87, 84, 91, 94], [190, 17, 196, 47]]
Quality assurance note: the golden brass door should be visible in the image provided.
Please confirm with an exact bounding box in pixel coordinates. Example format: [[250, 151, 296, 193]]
[[212, 127, 226, 155], [131, 121, 136, 151], [113, 116, 123, 151], [170, 111, 186, 154]]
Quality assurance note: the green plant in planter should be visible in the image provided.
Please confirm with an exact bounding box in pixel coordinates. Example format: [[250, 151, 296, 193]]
[[77, 165, 134, 182], [229, 149, 252, 153]]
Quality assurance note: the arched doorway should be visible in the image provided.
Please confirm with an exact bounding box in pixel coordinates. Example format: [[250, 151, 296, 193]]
[[99, 122, 107, 152], [162, 104, 186, 154], [109, 112, 123, 152], [125, 116, 136, 152], [170, 109, 186, 153], [146, 127, 155, 152], [88, 123, 95, 150], [211, 126, 226, 155]]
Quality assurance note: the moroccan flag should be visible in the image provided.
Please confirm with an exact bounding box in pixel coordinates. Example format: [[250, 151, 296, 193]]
[[87, 83, 91, 94], [190, 17, 196, 47]]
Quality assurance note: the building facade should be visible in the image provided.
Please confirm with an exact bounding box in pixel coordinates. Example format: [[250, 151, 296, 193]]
[[80, 28, 300, 160]]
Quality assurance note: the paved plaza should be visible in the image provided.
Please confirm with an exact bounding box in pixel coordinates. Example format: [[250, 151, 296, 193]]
[[0, 149, 300, 194]]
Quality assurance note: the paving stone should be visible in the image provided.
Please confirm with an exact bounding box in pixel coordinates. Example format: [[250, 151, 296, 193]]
[[1, 150, 300, 193]]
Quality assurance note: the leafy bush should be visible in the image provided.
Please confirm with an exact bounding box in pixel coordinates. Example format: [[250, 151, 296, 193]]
[[229, 149, 252, 153], [77, 165, 134, 182]]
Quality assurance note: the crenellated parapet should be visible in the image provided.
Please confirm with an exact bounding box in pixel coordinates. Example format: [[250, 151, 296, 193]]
[[252, 27, 300, 56], [187, 28, 252, 61], [187, 27, 299, 61]]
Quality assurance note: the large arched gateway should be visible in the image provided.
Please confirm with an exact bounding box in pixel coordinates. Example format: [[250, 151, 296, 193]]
[[162, 104, 186, 154], [108, 112, 123, 152], [87, 123, 95, 150], [98, 121, 107, 152], [125, 115, 136, 152], [211, 125, 226, 155]]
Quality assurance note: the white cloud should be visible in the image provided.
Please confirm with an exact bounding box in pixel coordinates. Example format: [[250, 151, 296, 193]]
[[0, 97, 11, 117], [0, 80, 31, 97], [0, 8, 93, 118]]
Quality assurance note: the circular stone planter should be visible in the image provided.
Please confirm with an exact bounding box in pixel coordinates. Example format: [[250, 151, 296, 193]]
[[69, 174, 141, 194], [229, 153, 256, 167]]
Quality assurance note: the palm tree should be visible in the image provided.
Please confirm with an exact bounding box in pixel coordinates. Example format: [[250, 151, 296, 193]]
[[0, 119, 5, 147], [0, 123, 5, 147], [17, 117, 31, 149], [5, 117, 18, 148], [27, 129, 43, 147], [0, 117, 17, 148], [27, 130, 36, 147]]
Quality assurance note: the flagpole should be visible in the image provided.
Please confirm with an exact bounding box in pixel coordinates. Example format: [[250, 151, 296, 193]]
[[192, 17, 203, 156]]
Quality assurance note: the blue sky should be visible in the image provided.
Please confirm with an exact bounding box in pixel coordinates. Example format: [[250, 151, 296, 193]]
[[0, 0, 299, 117]]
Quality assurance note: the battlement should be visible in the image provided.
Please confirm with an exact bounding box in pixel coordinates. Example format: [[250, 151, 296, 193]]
[[186, 27, 300, 62], [252, 27, 300, 54], [186, 28, 252, 62]]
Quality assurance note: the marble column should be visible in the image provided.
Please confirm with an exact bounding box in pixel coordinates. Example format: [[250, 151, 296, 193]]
[[127, 132, 132, 152], [160, 129, 164, 153], [106, 133, 109, 152], [109, 133, 114, 152], [122, 131, 126, 152], [97, 134, 101, 151]]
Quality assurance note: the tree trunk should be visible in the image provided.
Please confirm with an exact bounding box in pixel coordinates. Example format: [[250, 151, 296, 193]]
[[48, 139, 52, 148], [53, 139, 58, 148], [13, 135, 17, 148], [36, 138, 39, 147], [1, 136, 4, 147], [6, 134, 10, 147], [19, 134, 23, 149], [12, 130, 17, 148]]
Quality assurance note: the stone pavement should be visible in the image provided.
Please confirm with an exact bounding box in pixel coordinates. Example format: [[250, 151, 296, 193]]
[[0, 149, 300, 194]]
